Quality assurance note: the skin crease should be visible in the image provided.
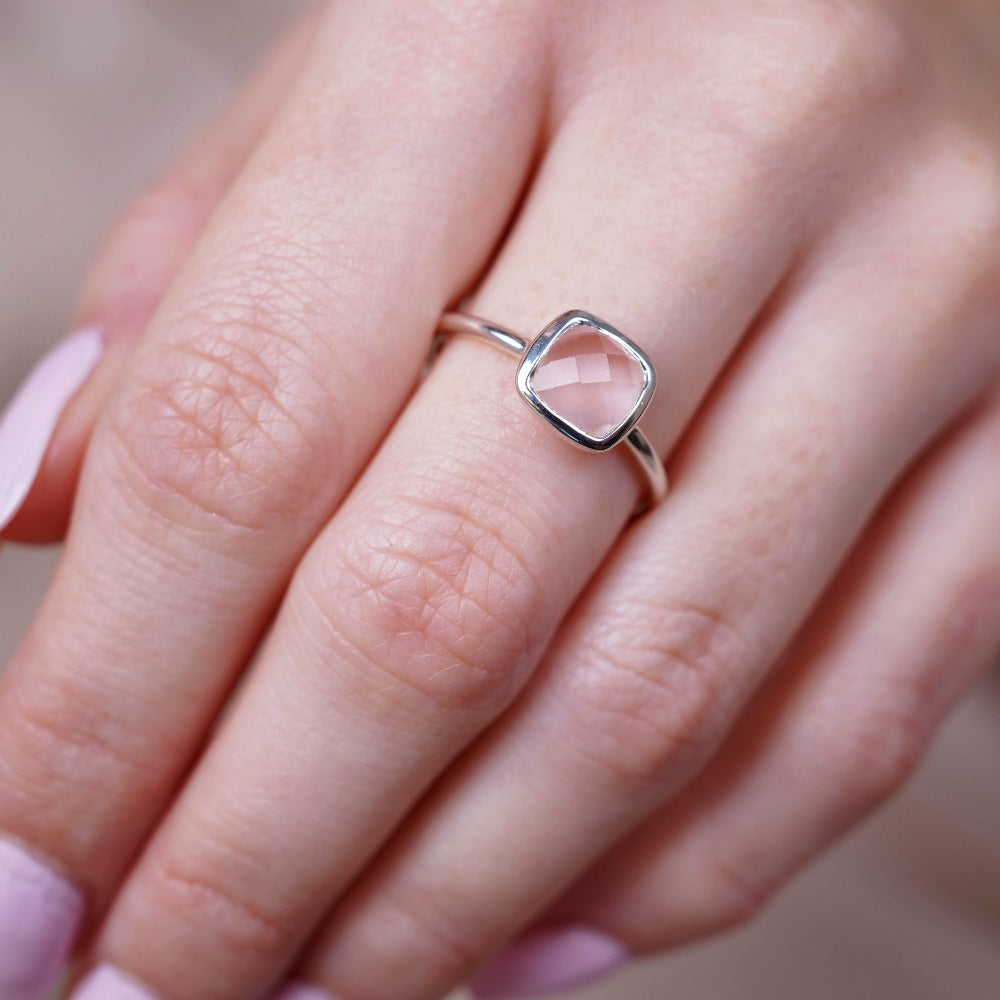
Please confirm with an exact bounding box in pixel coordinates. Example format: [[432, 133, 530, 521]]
[[0, 2, 999, 1000]]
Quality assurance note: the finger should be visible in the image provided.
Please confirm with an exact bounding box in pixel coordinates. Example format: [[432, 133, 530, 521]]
[[72, 3, 942, 993], [67, 11, 832, 997], [0, 0, 544, 992], [540, 390, 1000, 967], [0, 4, 319, 544], [293, 141, 1000, 1000]]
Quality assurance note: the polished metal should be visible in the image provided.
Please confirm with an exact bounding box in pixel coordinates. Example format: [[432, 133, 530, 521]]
[[433, 309, 667, 511]]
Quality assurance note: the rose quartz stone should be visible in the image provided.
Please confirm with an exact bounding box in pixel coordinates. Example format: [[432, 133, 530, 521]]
[[529, 325, 646, 440]]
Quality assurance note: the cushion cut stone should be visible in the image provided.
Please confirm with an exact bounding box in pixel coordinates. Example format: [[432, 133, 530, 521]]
[[529, 324, 646, 440]]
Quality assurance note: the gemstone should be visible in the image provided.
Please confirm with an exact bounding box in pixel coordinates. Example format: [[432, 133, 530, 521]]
[[529, 324, 647, 441]]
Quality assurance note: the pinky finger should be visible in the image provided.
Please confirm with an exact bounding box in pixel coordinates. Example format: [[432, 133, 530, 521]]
[[0, 4, 319, 543], [478, 390, 1000, 995]]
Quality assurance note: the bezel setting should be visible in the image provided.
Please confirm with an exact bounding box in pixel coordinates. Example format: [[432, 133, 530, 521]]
[[516, 310, 656, 452]]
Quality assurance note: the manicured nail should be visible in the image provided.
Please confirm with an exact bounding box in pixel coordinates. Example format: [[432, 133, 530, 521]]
[[0, 837, 85, 1000], [271, 981, 340, 1000], [0, 325, 104, 533], [70, 964, 159, 1000], [469, 925, 629, 999]]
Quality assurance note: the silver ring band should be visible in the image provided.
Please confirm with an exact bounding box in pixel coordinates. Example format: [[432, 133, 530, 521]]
[[433, 310, 667, 513]]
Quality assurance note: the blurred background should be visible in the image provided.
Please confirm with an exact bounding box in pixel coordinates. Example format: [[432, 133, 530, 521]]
[[1, 2, 998, 997]]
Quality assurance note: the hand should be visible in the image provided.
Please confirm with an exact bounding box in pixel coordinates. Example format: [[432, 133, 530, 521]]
[[1, 2, 999, 1000]]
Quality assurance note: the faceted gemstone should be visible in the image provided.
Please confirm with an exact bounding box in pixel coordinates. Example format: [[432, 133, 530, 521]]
[[529, 324, 646, 440]]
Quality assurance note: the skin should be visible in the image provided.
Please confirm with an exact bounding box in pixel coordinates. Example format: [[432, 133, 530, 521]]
[[3, 0, 1000, 997]]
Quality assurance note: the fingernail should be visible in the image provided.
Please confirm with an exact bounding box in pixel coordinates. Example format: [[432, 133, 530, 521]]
[[271, 981, 340, 1000], [0, 837, 85, 1000], [70, 964, 159, 1000], [469, 925, 629, 999], [0, 325, 104, 533]]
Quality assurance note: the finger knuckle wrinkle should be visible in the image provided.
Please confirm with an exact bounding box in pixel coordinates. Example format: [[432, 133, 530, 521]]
[[323, 496, 543, 713], [570, 597, 748, 785], [734, 2, 913, 136], [110, 326, 329, 529], [0, 673, 161, 812], [701, 851, 773, 931], [378, 881, 486, 981], [838, 698, 928, 804], [148, 857, 294, 962]]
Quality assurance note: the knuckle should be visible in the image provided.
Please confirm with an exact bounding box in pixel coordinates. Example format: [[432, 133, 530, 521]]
[[312, 487, 546, 715], [892, 136, 1000, 374], [932, 140, 1000, 262], [83, 171, 215, 326], [316, 880, 488, 996], [0, 664, 163, 841], [630, 846, 772, 947], [99, 173, 208, 274], [144, 849, 295, 963], [107, 316, 332, 533], [115, 171, 212, 247], [725, 1, 915, 145], [832, 697, 929, 805], [782, 1, 913, 109], [360, 881, 487, 985], [697, 850, 774, 933], [417, 0, 546, 46], [566, 594, 750, 786], [371, 0, 550, 95]]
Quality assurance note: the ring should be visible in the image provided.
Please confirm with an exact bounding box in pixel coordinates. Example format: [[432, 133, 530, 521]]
[[433, 310, 667, 513]]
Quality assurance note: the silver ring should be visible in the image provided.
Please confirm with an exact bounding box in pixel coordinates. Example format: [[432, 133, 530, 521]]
[[432, 309, 667, 513]]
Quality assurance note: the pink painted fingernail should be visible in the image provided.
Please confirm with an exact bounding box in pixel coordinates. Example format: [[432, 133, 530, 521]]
[[469, 925, 629, 999], [0, 325, 104, 533], [69, 964, 158, 1000], [271, 982, 340, 1000], [0, 837, 85, 1000]]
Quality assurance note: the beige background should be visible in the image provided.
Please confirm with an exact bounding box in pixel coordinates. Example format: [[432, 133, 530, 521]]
[[1, 2, 999, 997]]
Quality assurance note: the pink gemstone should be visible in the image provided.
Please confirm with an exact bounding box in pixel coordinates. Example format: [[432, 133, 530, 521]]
[[529, 325, 646, 440]]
